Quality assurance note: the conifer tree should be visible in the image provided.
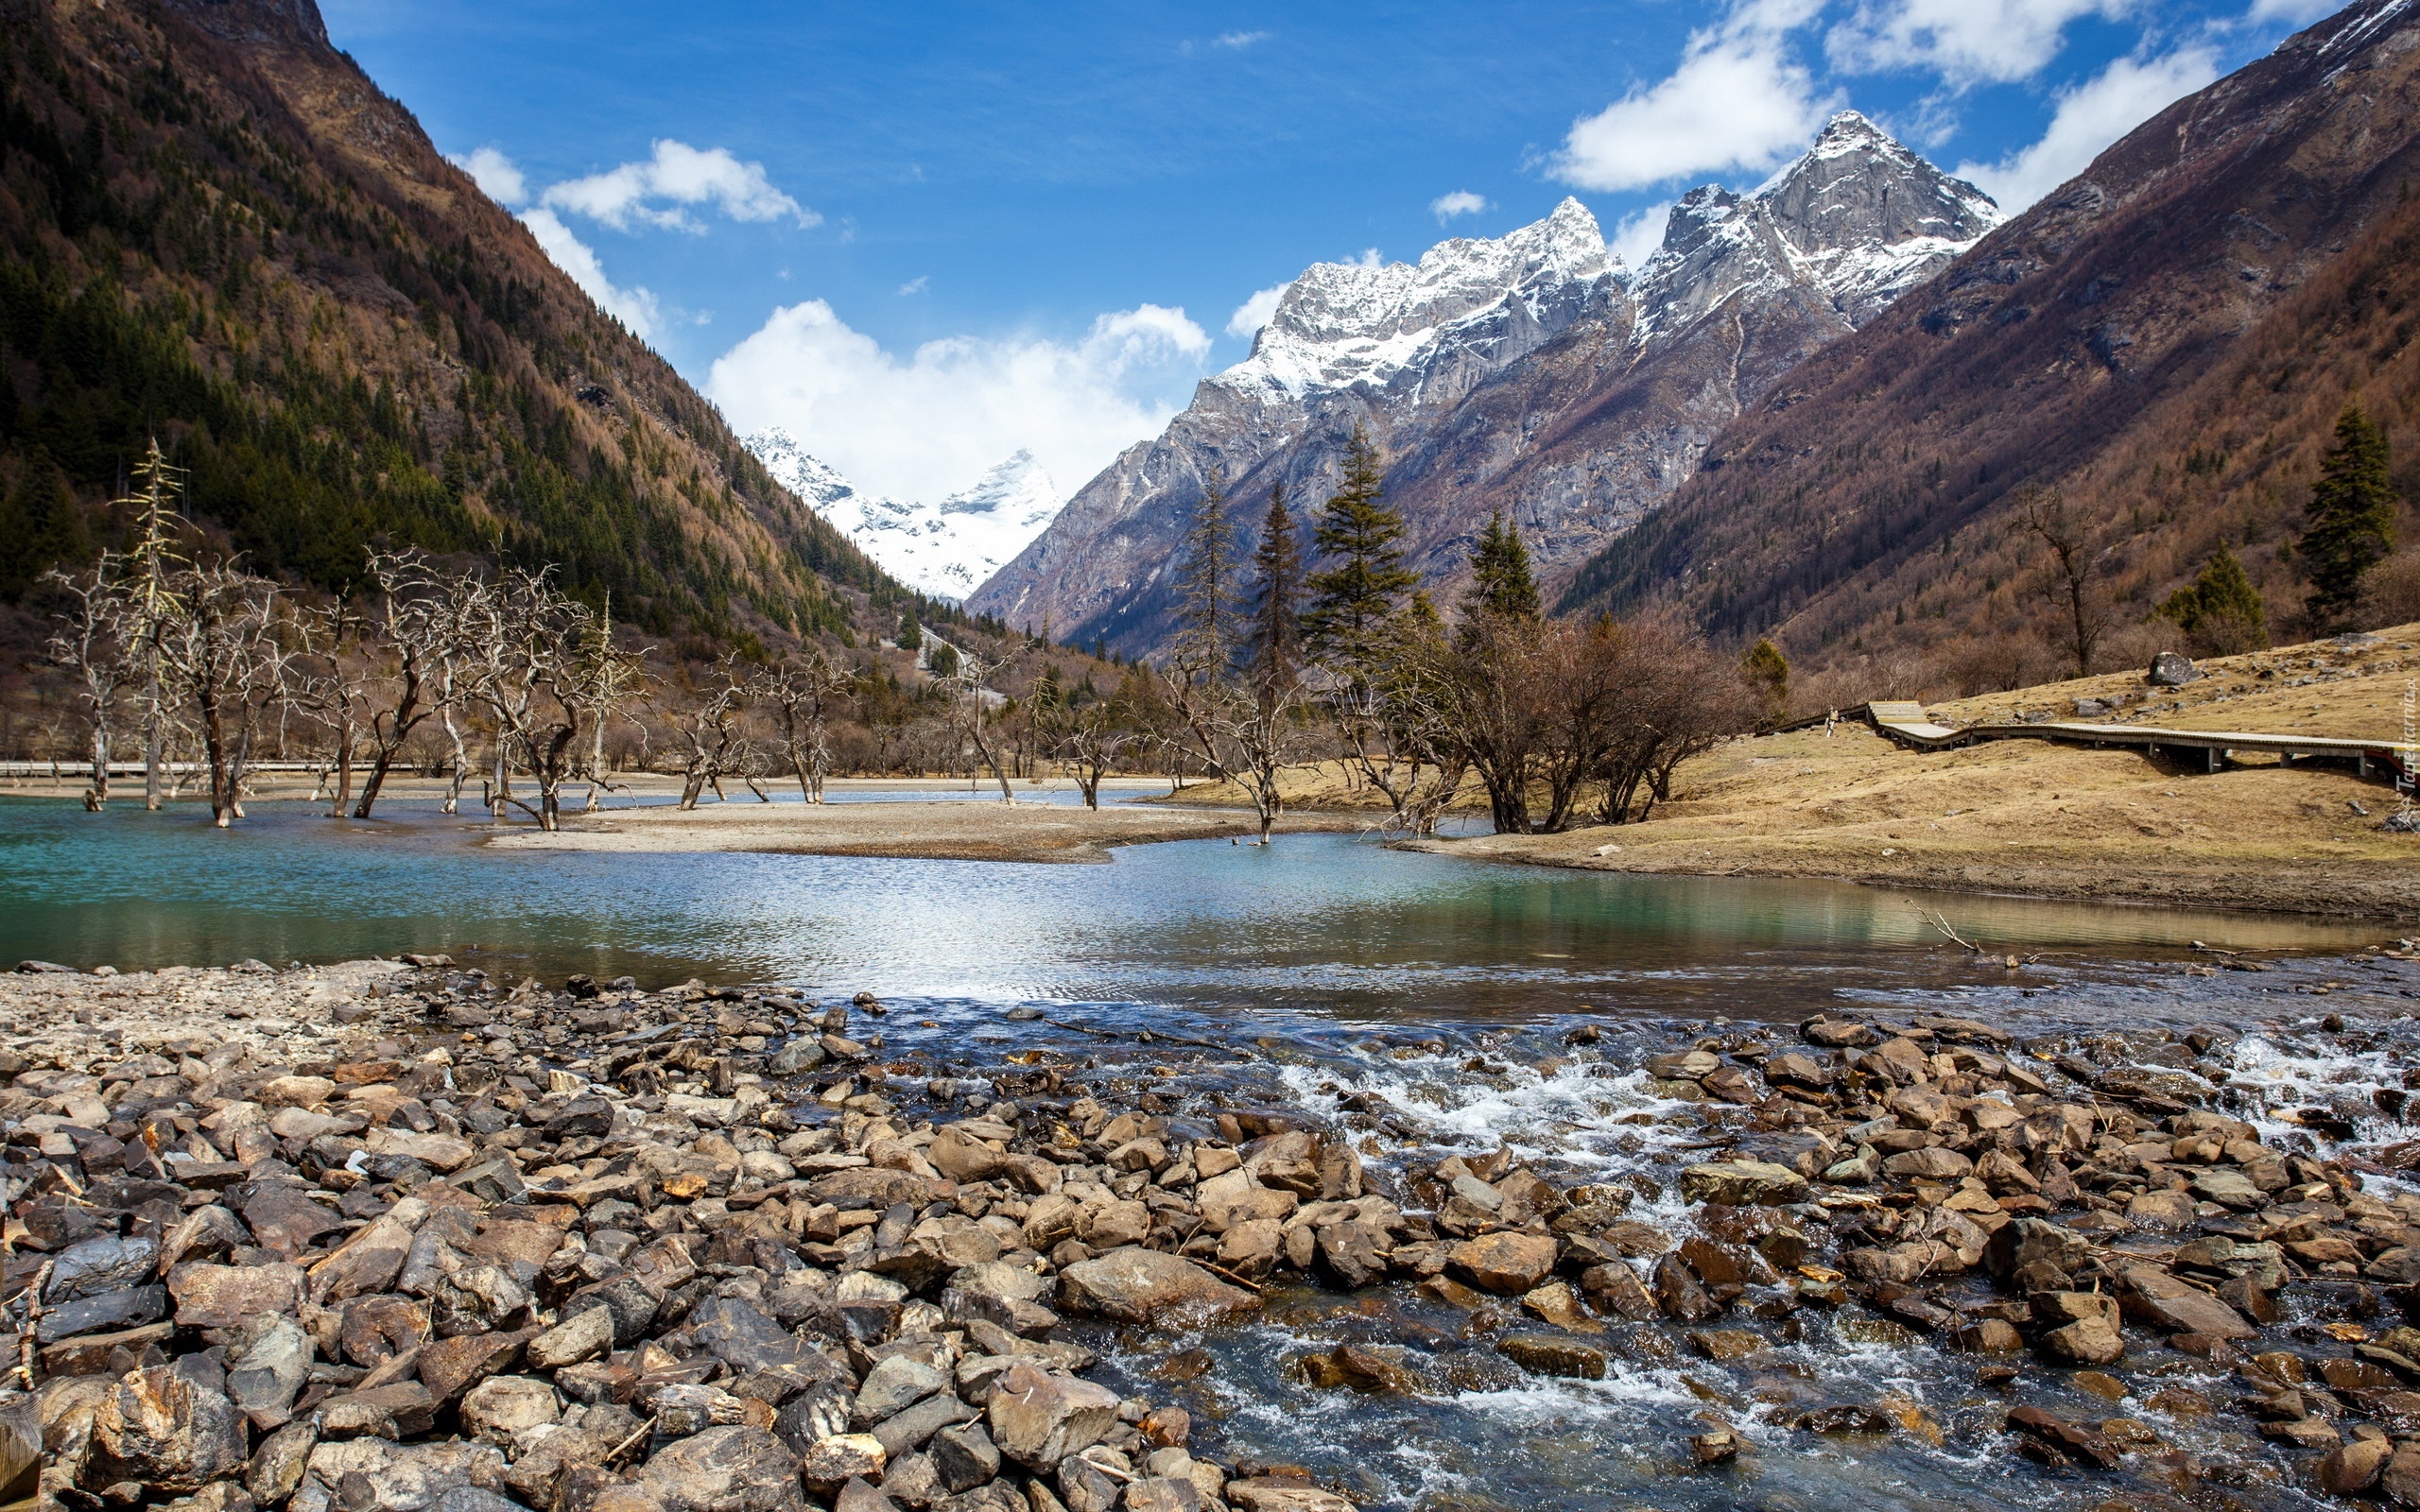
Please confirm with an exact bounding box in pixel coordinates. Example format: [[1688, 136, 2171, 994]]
[[1172, 467, 1240, 668], [2157, 542, 2269, 654], [1301, 423, 1418, 677], [1242, 482, 1303, 689], [1462, 511, 1540, 621], [2301, 404, 2398, 632], [1741, 638, 1789, 727]]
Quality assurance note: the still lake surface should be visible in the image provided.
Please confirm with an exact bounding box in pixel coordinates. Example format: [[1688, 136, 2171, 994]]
[[0, 790, 2381, 1020]]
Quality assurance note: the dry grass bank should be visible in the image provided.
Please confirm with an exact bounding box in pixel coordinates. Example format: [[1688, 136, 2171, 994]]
[[1174, 627, 2420, 916]]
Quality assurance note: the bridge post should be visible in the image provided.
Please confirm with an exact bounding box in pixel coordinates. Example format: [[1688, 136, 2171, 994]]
[[2360, 753, 2371, 778], [2205, 747, 2220, 773], [2280, 751, 2293, 767]]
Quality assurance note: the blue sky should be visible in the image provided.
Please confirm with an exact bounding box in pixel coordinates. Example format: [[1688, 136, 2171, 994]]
[[325, 0, 2342, 504]]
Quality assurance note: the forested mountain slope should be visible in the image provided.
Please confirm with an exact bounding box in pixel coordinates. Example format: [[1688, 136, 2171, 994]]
[[0, 0, 894, 641], [1562, 0, 2420, 682]]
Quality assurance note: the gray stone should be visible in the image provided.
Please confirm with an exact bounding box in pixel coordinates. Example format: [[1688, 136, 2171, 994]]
[[527, 1305, 614, 1369], [638, 1425, 808, 1512], [226, 1313, 315, 1428], [2148, 652, 2201, 686], [930, 1421, 1001, 1494], [854, 1356, 948, 1429]]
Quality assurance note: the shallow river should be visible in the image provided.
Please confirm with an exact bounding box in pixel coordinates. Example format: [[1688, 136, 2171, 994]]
[[3, 793, 2411, 1509]]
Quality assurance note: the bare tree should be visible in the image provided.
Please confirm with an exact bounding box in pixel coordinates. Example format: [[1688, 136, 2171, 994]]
[[347, 549, 483, 820], [750, 648, 854, 802], [2015, 486, 2113, 677], [153, 563, 287, 827], [43, 560, 134, 811], [1156, 643, 1313, 844], [1331, 670, 1465, 835], [1042, 672, 1141, 811], [942, 648, 1016, 802], [572, 593, 649, 812], [670, 657, 749, 810], [289, 596, 371, 818], [462, 567, 591, 830]]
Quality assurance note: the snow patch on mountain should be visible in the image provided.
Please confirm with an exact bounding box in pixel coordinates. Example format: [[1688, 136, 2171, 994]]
[[748, 429, 1062, 601]]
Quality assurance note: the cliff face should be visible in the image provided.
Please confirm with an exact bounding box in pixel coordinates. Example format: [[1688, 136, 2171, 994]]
[[969, 112, 1998, 657], [1561, 0, 2420, 673], [0, 0, 891, 638]]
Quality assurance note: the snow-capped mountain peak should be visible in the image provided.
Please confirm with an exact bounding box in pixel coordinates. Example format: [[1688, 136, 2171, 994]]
[[1229, 196, 1622, 404], [1635, 111, 2001, 335], [749, 427, 856, 510], [747, 430, 1063, 603]]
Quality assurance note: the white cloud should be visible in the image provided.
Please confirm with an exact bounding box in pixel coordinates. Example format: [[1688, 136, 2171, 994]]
[[1227, 283, 1288, 338], [707, 301, 1211, 505], [1955, 46, 2218, 211], [451, 146, 527, 206], [1549, 7, 1839, 193], [1214, 29, 1269, 48], [897, 275, 929, 296], [1609, 201, 1671, 271], [542, 140, 818, 232], [519, 208, 662, 337], [1828, 0, 2135, 88], [1345, 248, 1383, 268], [1429, 190, 1491, 223]]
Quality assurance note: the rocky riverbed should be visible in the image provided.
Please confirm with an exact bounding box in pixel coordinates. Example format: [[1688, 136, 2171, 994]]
[[9, 946, 2420, 1511]]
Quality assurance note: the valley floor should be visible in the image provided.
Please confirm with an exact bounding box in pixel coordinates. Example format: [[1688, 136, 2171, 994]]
[[1210, 627, 2420, 919]]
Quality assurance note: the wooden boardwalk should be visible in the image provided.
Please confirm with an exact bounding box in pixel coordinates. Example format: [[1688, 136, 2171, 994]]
[[1863, 701, 2415, 782]]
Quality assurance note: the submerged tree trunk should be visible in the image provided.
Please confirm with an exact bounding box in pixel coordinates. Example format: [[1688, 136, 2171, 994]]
[[86, 724, 109, 811]]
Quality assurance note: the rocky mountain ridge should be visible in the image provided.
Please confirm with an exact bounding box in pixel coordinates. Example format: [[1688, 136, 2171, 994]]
[[1560, 0, 2420, 682], [747, 435, 1062, 604], [969, 112, 1999, 655]]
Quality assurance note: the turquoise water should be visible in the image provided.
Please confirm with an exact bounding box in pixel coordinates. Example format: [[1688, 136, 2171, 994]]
[[0, 796, 2379, 1020]]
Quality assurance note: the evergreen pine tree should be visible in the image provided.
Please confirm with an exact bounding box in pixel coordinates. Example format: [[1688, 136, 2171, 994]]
[[1241, 482, 1303, 689], [1461, 510, 1540, 620], [1301, 423, 1418, 676], [1172, 467, 1240, 667], [1740, 638, 1789, 727], [2301, 404, 2398, 632], [2157, 543, 2269, 654], [898, 607, 922, 651]]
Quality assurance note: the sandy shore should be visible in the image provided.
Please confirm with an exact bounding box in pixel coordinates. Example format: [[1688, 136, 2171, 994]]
[[484, 797, 1357, 863]]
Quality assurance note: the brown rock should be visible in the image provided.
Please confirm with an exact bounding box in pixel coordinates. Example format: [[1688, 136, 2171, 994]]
[[641, 1425, 810, 1512], [1446, 1232, 1559, 1295], [1056, 1247, 1257, 1326], [1679, 1161, 1806, 1207], [166, 1262, 304, 1330], [2320, 1435, 2394, 1495], [417, 1329, 531, 1403], [1580, 1263, 1659, 1321], [80, 1366, 247, 1494], [2040, 1316, 2126, 1366], [2118, 1266, 2255, 1341], [984, 1362, 1120, 1470], [1225, 1479, 1357, 1512]]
